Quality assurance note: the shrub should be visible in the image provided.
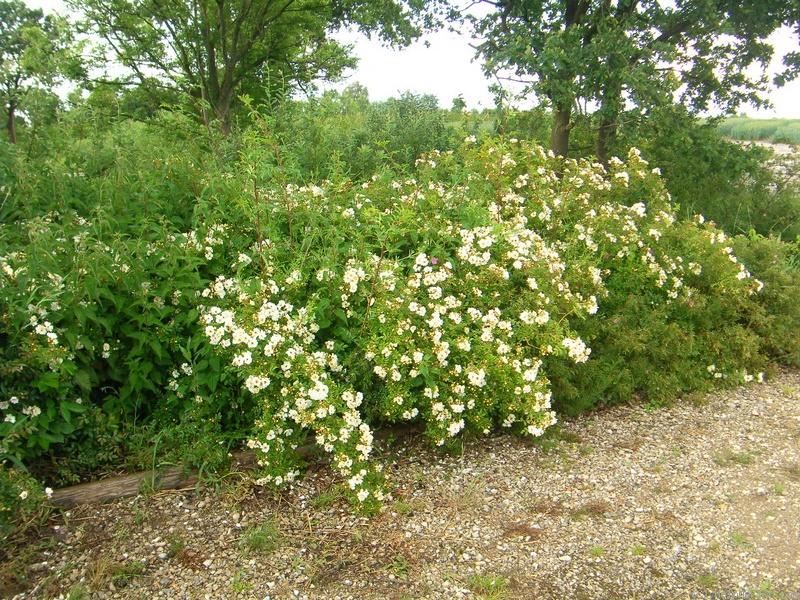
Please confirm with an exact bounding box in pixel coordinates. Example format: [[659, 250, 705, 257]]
[[628, 110, 800, 240], [730, 234, 800, 367], [2, 126, 795, 515], [6, 111, 215, 234], [187, 138, 774, 506], [268, 90, 458, 182], [0, 212, 251, 480], [0, 464, 51, 546]]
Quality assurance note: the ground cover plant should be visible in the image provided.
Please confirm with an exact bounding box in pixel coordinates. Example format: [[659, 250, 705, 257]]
[[2, 120, 800, 540]]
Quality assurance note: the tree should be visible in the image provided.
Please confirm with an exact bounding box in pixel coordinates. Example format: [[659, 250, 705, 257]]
[[73, 0, 452, 135], [472, 1, 798, 161], [451, 94, 466, 112], [0, 0, 84, 143]]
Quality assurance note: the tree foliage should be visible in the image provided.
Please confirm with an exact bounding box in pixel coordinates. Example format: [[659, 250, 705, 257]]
[[0, 0, 84, 143], [472, 0, 799, 160], [72, 0, 452, 134]]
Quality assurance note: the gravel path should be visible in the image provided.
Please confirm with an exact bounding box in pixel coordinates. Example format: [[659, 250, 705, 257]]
[[8, 370, 800, 600]]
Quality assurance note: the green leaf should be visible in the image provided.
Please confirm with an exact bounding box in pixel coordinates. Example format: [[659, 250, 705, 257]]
[[334, 308, 348, 324], [316, 297, 331, 315], [61, 401, 87, 414], [73, 369, 93, 391], [33, 371, 61, 391]]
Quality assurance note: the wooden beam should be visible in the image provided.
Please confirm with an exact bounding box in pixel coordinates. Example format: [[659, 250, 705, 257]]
[[49, 450, 260, 508], [48, 423, 422, 508]]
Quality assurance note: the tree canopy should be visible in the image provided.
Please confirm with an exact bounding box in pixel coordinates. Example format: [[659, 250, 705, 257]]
[[472, 0, 800, 160], [72, 0, 453, 134], [0, 0, 84, 143]]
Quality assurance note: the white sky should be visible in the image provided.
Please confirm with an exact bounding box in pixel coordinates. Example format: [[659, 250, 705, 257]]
[[26, 0, 800, 119], [331, 25, 800, 118]]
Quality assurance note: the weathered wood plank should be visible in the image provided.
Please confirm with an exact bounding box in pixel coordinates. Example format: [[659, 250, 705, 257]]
[[49, 423, 421, 508], [50, 451, 258, 508]]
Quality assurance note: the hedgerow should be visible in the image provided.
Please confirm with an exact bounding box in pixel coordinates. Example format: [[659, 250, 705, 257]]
[[2, 135, 798, 525], [185, 139, 782, 507]]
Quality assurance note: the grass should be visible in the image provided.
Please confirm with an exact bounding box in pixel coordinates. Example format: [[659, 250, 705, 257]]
[[717, 116, 800, 144], [447, 475, 487, 511], [569, 500, 612, 521], [61, 585, 88, 599], [728, 532, 750, 548], [589, 545, 604, 558], [386, 554, 410, 577], [696, 573, 718, 588], [308, 484, 346, 509], [166, 534, 186, 558], [231, 569, 252, 593], [533, 425, 584, 452], [239, 519, 282, 554], [628, 545, 647, 556], [578, 443, 595, 455], [0, 536, 55, 591], [86, 554, 146, 590], [467, 573, 509, 600], [749, 579, 790, 599], [713, 450, 755, 467], [392, 500, 414, 516]]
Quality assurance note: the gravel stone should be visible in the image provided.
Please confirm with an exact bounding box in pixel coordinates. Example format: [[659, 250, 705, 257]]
[[8, 370, 800, 599]]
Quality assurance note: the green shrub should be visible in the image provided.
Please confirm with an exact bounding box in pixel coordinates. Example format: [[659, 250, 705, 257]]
[[268, 90, 458, 181], [187, 137, 776, 506], [2, 118, 796, 520], [6, 111, 214, 234], [626, 110, 800, 240], [0, 464, 50, 546], [0, 212, 252, 479], [731, 234, 800, 367]]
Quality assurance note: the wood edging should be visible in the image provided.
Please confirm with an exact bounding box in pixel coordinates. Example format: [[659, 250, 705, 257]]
[[49, 424, 421, 508], [49, 450, 260, 508]]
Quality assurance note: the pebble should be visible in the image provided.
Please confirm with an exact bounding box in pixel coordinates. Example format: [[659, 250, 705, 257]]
[[12, 372, 800, 600]]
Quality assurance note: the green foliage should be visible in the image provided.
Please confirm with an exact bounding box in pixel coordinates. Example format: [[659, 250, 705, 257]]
[[0, 0, 85, 143], [268, 89, 458, 181], [467, 573, 508, 600], [0, 463, 50, 545], [0, 207, 255, 478], [239, 519, 282, 554], [731, 234, 800, 366], [73, 0, 450, 134], [623, 108, 800, 241], [185, 133, 786, 506], [472, 1, 795, 158], [6, 110, 214, 233], [2, 95, 798, 530]]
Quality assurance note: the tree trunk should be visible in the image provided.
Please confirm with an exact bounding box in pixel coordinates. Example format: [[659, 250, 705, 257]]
[[597, 116, 617, 166], [550, 102, 572, 157], [215, 88, 233, 136], [6, 98, 17, 144], [596, 77, 623, 165]]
